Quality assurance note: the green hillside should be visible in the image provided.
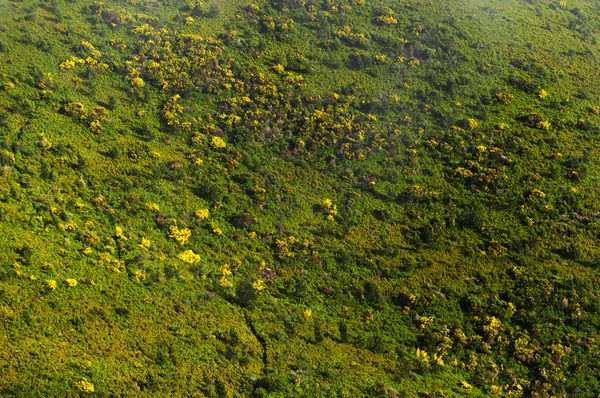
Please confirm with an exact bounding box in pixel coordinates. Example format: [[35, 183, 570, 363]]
[[1, 0, 600, 396]]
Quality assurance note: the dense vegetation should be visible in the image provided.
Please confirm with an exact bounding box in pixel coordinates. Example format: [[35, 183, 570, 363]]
[[2, 0, 600, 396]]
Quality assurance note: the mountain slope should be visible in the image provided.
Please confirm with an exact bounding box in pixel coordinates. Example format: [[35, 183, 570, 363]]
[[1, 0, 600, 396]]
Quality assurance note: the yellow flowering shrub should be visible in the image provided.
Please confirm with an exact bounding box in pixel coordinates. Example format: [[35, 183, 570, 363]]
[[139, 238, 151, 250], [537, 120, 550, 130], [210, 222, 222, 236], [196, 208, 209, 220], [219, 264, 233, 287], [416, 347, 429, 365], [115, 226, 128, 240], [162, 95, 183, 125], [45, 279, 58, 290], [454, 167, 474, 178], [39, 135, 52, 150], [178, 250, 200, 264], [376, 15, 398, 25], [60, 59, 76, 69], [64, 102, 88, 119], [419, 316, 434, 329], [530, 189, 545, 198], [75, 379, 95, 393], [90, 119, 103, 133], [170, 225, 191, 245], [145, 202, 160, 212], [59, 221, 78, 231], [408, 59, 420, 68], [375, 54, 388, 64], [210, 136, 227, 148], [322, 199, 337, 221], [133, 269, 146, 281], [65, 278, 78, 287], [513, 335, 535, 361], [275, 236, 298, 258], [495, 89, 514, 104], [191, 133, 207, 145], [483, 316, 502, 337], [253, 278, 267, 292], [130, 77, 145, 87]]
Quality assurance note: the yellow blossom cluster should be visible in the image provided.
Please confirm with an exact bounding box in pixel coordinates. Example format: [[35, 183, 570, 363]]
[[483, 316, 502, 337], [145, 202, 160, 212], [336, 26, 369, 46], [219, 264, 233, 287], [419, 316, 434, 329], [59, 221, 78, 231], [195, 208, 209, 220], [210, 136, 227, 149], [162, 95, 183, 125], [65, 278, 78, 287], [97, 251, 125, 273], [115, 226, 128, 240], [537, 120, 550, 130], [59, 59, 76, 69], [530, 189, 546, 198], [275, 236, 299, 258], [415, 348, 445, 367], [408, 59, 420, 68], [376, 15, 397, 25], [495, 89, 514, 105], [375, 54, 388, 64], [75, 379, 95, 393], [178, 249, 200, 264], [134, 269, 146, 282], [252, 278, 267, 292], [139, 238, 151, 250], [108, 38, 127, 50], [170, 225, 191, 245], [322, 198, 338, 221], [210, 222, 222, 236]]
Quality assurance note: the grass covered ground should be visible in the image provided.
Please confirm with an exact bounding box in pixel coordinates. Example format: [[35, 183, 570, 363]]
[[2, 0, 600, 396]]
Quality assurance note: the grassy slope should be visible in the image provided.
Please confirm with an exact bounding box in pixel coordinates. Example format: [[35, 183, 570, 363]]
[[1, 0, 600, 396]]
